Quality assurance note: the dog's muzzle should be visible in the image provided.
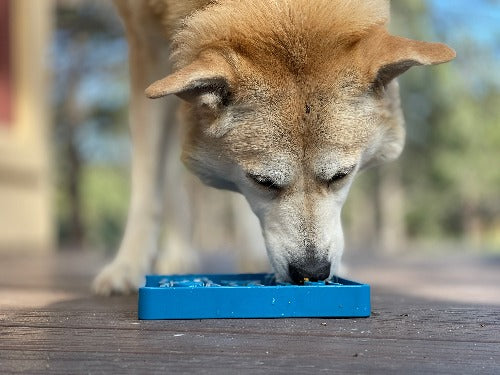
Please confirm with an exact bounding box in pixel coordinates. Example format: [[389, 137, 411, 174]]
[[287, 258, 331, 284]]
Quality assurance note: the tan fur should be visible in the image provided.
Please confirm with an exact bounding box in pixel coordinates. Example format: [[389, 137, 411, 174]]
[[94, 0, 455, 294], [171, 0, 389, 67]]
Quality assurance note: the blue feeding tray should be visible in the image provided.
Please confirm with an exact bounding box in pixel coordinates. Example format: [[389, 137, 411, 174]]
[[138, 273, 370, 319]]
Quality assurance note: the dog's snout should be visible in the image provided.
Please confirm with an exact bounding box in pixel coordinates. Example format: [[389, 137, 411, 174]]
[[305, 244, 318, 254], [288, 260, 331, 284]]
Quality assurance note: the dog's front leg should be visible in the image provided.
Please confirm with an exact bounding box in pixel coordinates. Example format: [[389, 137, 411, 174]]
[[93, 6, 172, 295], [92, 98, 173, 295]]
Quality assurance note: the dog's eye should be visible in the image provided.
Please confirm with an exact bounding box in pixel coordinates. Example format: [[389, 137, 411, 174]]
[[247, 173, 280, 190], [326, 166, 355, 188]]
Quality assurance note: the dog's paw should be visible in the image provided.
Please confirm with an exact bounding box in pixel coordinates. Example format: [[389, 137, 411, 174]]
[[92, 261, 145, 296]]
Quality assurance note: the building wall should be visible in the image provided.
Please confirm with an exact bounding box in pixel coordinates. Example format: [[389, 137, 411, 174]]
[[0, 0, 12, 126], [0, 0, 54, 252]]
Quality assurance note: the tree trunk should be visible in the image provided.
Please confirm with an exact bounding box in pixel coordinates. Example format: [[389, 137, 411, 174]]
[[375, 164, 406, 253]]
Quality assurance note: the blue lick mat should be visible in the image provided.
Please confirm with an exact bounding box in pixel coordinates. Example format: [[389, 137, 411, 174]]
[[138, 273, 370, 319]]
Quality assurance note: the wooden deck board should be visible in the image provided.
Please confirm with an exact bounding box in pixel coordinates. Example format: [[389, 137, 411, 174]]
[[0, 252, 499, 374]]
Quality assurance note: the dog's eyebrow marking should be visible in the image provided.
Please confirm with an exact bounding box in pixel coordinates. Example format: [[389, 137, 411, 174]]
[[316, 165, 356, 182], [246, 159, 294, 187], [312, 157, 357, 182], [246, 169, 292, 187]]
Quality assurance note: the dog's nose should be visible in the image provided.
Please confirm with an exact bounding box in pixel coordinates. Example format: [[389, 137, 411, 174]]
[[288, 260, 331, 283]]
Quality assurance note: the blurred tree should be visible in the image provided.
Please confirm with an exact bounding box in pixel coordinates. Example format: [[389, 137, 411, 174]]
[[53, 0, 129, 250], [345, 0, 500, 252], [400, 0, 500, 247]]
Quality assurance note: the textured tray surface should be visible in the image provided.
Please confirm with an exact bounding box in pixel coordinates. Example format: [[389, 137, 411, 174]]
[[138, 273, 370, 319]]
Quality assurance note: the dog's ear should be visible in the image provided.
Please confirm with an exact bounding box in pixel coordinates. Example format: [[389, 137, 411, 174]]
[[145, 54, 233, 108], [360, 26, 456, 88]]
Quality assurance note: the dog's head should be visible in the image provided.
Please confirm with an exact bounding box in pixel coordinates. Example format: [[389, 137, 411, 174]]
[[146, 0, 455, 283]]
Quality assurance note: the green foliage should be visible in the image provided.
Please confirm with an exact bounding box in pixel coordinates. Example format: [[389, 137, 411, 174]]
[[81, 166, 130, 253], [393, 0, 500, 246], [346, 0, 500, 251], [53, 2, 130, 251]]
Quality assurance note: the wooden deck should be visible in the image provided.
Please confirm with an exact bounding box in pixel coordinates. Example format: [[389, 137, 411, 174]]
[[0, 251, 499, 374]]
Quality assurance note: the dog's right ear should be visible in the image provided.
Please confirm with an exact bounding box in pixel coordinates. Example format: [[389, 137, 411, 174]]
[[145, 54, 234, 109], [358, 26, 456, 89]]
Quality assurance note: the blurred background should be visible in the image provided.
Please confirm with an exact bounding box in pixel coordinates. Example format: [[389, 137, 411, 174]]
[[0, 0, 499, 268]]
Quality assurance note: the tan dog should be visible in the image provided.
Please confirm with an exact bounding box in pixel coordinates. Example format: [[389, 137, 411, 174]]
[[93, 0, 455, 295]]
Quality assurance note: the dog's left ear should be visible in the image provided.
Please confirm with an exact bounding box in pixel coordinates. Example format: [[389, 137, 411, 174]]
[[360, 26, 456, 88], [145, 53, 233, 109]]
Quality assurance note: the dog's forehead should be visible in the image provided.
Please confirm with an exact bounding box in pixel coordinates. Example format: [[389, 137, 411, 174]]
[[225, 73, 376, 169], [305, 89, 377, 151]]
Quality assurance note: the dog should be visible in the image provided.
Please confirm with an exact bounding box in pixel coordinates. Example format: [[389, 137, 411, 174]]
[[93, 0, 455, 295]]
